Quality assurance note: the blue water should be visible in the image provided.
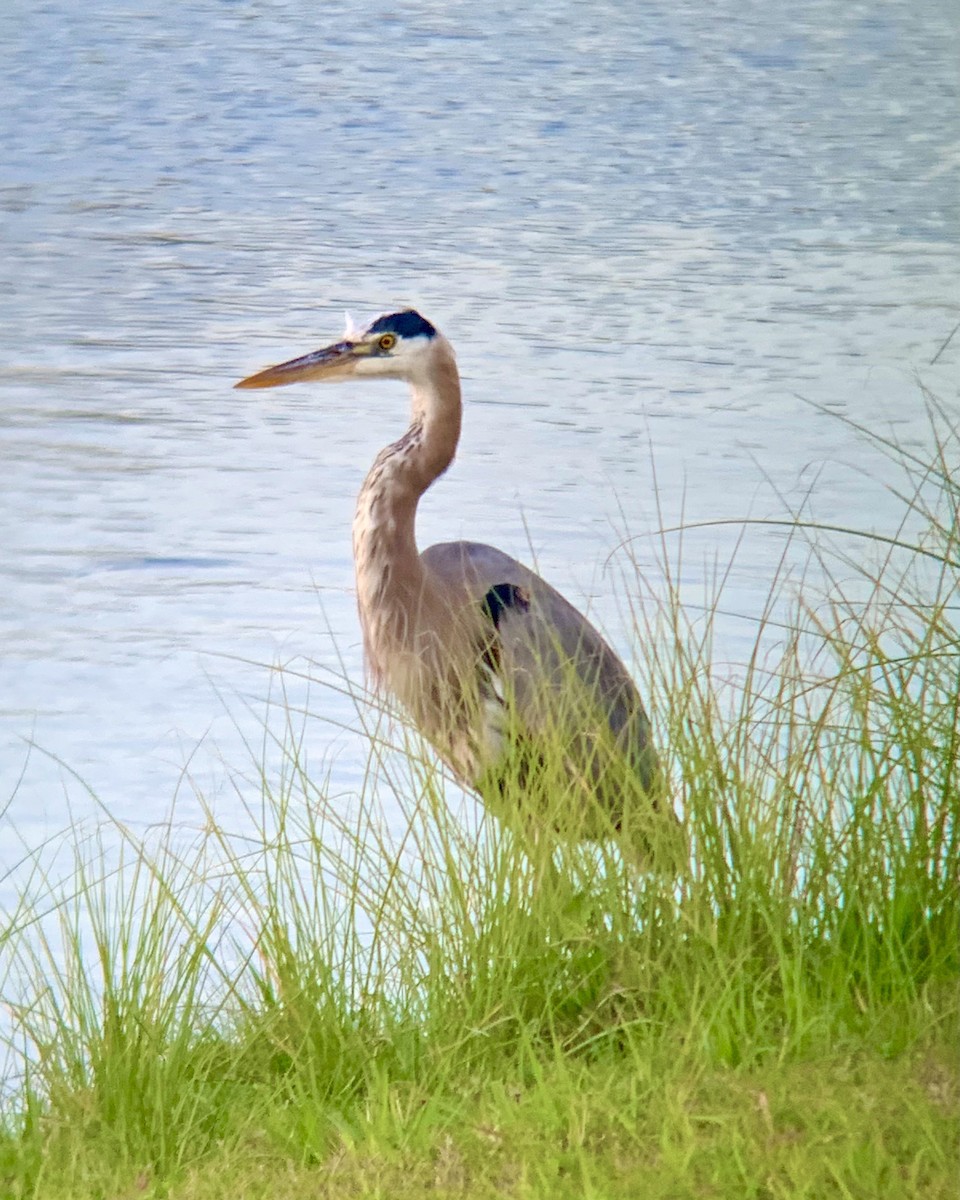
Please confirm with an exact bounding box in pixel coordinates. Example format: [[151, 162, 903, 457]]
[[1, 0, 957, 886]]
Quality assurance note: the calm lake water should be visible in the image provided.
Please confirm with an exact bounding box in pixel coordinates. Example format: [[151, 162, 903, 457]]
[[1, 0, 958, 885]]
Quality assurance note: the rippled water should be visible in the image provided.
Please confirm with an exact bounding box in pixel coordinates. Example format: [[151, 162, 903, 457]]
[[1, 0, 958, 872]]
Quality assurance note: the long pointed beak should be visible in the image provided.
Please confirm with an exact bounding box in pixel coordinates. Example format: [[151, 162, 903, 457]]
[[234, 340, 360, 389]]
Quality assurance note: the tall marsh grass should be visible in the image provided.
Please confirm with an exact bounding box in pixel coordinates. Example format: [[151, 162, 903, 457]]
[[0, 407, 957, 1192]]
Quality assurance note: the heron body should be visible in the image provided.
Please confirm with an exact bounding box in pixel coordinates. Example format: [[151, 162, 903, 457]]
[[237, 310, 677, 858]]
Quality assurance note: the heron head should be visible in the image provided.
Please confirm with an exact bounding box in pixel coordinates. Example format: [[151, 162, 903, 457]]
[[235, 309, 439, 389]]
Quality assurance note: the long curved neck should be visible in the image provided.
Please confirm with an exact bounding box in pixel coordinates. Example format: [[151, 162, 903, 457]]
[[352, 338, 462, 677]]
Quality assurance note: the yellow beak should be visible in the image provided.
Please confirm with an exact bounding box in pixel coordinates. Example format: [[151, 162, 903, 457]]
[[234, 340, 363, 389]]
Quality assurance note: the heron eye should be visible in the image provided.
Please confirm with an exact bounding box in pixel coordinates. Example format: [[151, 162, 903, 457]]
[[378, 333, 397, 352]]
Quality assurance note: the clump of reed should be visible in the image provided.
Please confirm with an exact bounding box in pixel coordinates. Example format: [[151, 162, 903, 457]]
[[0, 403, 956, 1191]]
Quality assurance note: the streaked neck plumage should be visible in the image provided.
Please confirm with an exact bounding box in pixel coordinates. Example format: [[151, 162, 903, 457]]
[[352, 335, 462, 680]]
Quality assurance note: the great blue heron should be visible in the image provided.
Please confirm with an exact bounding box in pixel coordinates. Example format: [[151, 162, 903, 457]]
[[236, 309, 680, 864]]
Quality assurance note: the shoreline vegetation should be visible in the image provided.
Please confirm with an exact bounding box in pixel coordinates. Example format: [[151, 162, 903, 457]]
[[1, 405, 957, 1198]]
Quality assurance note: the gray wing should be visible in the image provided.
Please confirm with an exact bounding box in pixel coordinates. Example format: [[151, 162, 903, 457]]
[[421, 540, 661, 800]]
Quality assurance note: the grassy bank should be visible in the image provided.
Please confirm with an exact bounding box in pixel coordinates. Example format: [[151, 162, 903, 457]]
[[1, 407, 957, 1198]]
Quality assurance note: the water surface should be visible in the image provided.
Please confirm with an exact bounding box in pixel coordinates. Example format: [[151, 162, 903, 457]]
[[1, 0, 957, 874]]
